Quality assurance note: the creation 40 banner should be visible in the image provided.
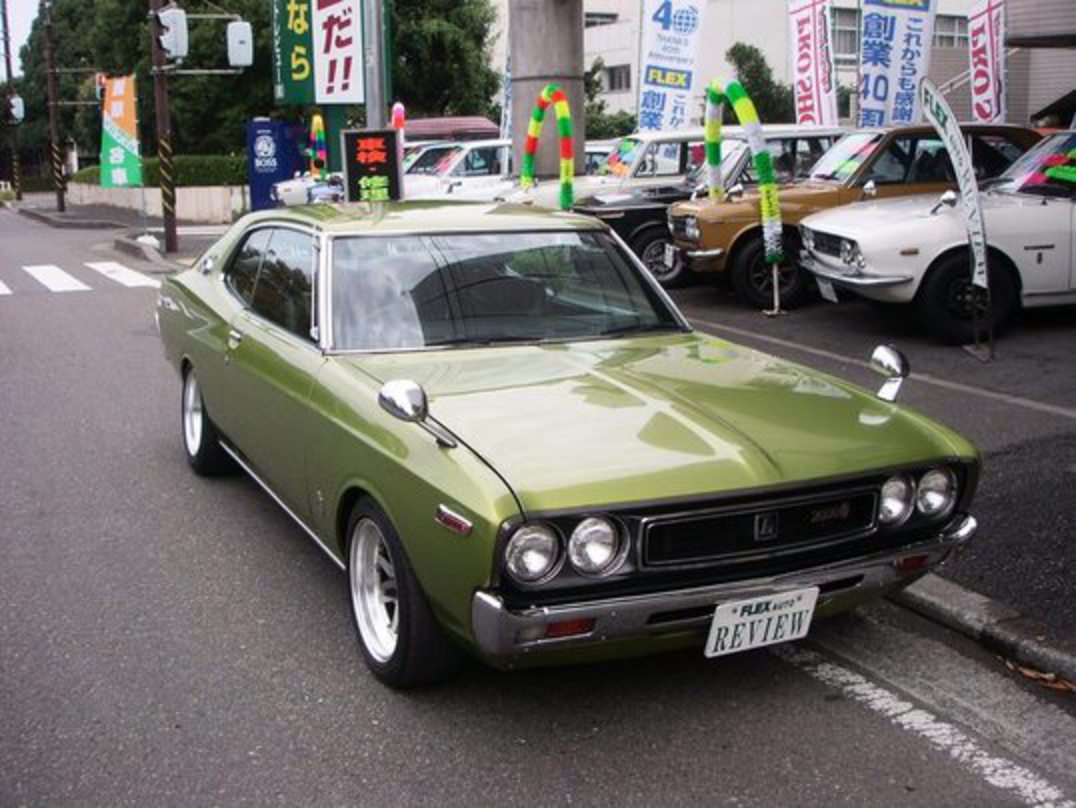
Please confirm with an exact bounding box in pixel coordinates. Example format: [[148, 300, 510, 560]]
[[637, 0, 708, 131], [99, 75, 142, 188], [272, 0, 365, 105], [968, 0, 1006, 124], [788, 0, 838, 126], [858, 0, 937, 127]]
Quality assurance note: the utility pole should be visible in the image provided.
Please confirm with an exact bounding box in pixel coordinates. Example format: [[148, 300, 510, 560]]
[[43, 5, 65, 212], [363, 0, 386, 128], [149, 0, 177, 253], [1, 0, 21, 200]]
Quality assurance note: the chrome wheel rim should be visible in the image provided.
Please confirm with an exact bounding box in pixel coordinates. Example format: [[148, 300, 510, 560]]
[[182, 371, 203, 457], [748, 257, 797, 297], [641, 238, 675, 282], [350, 518, 399, 663]]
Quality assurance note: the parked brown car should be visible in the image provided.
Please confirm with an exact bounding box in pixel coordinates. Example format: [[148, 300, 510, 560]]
[[666, 124, 1043, 308]]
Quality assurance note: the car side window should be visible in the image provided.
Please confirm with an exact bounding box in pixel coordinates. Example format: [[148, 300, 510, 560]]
[[796, 137, 830, 179], [455, 147, 502, 177], [971, 134, 1026, 179], [250, 228, 316, 341], [862, 135, 916, 184], [635, 142, 682, 177], [224, 229, 272, 305], [907, 138, 955, 183]]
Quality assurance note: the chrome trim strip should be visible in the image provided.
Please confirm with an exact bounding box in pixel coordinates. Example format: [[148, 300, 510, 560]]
[[686, 248, 724, 259], [218, 442, 346, 571], [801, 251, 913, 288]]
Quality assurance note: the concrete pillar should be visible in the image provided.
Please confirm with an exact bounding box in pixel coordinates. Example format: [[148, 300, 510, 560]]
[[508, 0, 585, 180]]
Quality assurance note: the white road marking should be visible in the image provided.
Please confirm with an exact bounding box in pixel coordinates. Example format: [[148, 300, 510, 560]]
[[0, 280, 11, 296], [691, 316, 1076, 422], [84, 261, 161, 289], [774, 644, 1074, 807], [22, 264, 90, 293]]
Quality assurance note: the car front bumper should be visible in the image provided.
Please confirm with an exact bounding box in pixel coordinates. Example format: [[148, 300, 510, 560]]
[[800, 249, 916, 301], [471, 515, 976, 659], [666, 242, 726, 274]]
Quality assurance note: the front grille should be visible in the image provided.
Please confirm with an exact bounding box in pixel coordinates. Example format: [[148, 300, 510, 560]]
[[812, 230, 845, 258], [643, 490, 877, 567]]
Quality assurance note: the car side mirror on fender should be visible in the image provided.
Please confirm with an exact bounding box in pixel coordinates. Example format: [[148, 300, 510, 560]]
[[930, 190, 958, 215], [860, 180, 877, 200]]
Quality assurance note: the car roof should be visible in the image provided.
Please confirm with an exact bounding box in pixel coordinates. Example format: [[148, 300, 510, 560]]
[[245, 201, 604, 234], [626, 124, 849, 143]]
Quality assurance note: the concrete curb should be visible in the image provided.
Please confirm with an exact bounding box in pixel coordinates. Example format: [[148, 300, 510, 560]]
[[16, 205, 128, 230], [892, 573, 1076, 682], [113, 234, 184, 272]]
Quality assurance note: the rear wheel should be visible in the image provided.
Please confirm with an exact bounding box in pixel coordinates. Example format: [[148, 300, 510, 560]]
[[915, 254, 1017, 344], [730, 235, 809, 309], [346, 498, 463, 688], [632, 227, 693, 289], [181, 366, 233, 475]]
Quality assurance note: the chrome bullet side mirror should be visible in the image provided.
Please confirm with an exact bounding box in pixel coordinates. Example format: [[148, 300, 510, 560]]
[[930, 189, 958, 215], [870, 345, 910, 402]]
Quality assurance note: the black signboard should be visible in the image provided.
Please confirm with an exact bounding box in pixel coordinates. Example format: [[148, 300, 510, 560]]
[[341, 128, 404, 203]]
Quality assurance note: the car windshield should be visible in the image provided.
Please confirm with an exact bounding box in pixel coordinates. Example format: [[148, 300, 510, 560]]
[[990, 133, 1076, 198], [809, 132, 883, 183], [407, 145, 462, 175], [330, 231, 684, 351], [596, 137, 643, 177]]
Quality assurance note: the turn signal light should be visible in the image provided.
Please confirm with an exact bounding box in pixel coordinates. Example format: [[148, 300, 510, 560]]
[[893, 554, 930, 573], [543, 618, 596, 639]]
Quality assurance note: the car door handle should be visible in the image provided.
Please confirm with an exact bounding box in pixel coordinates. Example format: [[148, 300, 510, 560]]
[[227, 328, 243, 349]]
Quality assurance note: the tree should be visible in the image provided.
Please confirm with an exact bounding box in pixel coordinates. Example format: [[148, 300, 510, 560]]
[[725, 43, 794, 123], [388, 0, 500, 118], [583, 58, 635, 140]]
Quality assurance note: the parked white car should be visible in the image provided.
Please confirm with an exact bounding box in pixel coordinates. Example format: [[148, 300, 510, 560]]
[[404, 139, 513, 199], [799, 132, 1076, 343]]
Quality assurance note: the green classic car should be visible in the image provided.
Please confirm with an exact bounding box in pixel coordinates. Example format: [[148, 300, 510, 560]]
[[158, 201, 979, 688]]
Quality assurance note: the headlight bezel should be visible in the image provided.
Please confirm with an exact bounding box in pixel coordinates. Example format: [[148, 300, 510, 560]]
[[916, 467, 958, 519], [684, 215, 701, 241], [878, 472, 916, 527], [568, 515, 629, 578], [503, 522, 563, 585]]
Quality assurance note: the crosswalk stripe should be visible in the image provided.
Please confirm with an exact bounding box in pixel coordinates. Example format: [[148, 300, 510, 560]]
[[84, 261, 161, 289], [22, 264, 91, 293], [0, 280, 11, 296]]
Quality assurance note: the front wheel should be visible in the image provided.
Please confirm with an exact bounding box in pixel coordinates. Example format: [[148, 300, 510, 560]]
[[347, 498, 463, 688], [729, 235, 809, 309], [632, 227, 694, 289], [915, 254, 1017, 344], [181, 366, 233, 475]]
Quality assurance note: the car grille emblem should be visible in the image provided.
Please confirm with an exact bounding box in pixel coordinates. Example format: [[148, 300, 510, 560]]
[[754, 512, 779, 542]]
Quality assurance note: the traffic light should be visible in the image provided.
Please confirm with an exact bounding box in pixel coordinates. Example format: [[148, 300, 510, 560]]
[[8, 95, 24, 124], [157, 7, 189, 60], [226, 20, 253, 68]]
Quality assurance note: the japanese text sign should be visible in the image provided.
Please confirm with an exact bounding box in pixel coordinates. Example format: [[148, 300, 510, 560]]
[[342, 129, 403, 203], [788, 0, 839, 126], [99, 75, 142, 188], [968, 0, 1005, 124], [272, 0, 364, 105], [858, 0, 936, 127], [637, 0, 708, 131]]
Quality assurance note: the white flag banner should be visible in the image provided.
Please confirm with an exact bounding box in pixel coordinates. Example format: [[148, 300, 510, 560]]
[[788, 0, 839, 126], [637, 0, 708, 131], [312, 0, 364, 104], [858, 0, 937, 127], [968, 0, 1006, 124], [921, 79, 988, 290]]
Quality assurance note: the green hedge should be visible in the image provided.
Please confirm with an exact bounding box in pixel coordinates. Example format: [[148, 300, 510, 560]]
[[71, 154, 247, 187]]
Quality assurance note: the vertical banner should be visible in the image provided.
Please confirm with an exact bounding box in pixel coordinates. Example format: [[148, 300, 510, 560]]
[[637, 0, 708, 131], [968, 0, 1006, 124], [500, 51, 512, 140], [921, 79, 988, 290], [99, 75, 142, 188], [788, 0, 839, 126], [858, 0, 936, 127], [272, 0, 364, 105]]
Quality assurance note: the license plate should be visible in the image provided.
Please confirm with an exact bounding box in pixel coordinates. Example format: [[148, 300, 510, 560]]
[[704, 586, 819, 658], [816, 277, 838, 303], [664, 243, 678, 268]]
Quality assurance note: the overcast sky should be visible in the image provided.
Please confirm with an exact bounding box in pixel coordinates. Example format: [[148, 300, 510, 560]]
[[3, 0, 36, 78]]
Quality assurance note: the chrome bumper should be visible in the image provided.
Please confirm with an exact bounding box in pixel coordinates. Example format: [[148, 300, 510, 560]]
[[471, 515, 976, 658], [801, 250, 913, 288]]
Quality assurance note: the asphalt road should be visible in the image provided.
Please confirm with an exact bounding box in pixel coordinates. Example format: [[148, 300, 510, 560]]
[[1, 209, 1074, 806]]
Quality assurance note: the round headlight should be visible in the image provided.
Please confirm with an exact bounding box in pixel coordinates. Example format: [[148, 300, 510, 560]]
[[505, 524, 560, 584], [917, 468, 957, 517], [685, 216, 701, 241], [568, 517, 625, 576], [878, 474, 914, 525], [840, 239, 854, 264]]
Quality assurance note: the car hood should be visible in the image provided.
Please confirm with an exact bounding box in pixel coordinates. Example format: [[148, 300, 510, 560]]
[[575, 183, 694, 211], [673, 181, 842, 221], [344, 333, 971, 512]]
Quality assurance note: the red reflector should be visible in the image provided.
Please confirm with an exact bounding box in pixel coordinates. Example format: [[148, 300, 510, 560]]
[[894, 554, 930, 573], [543, 618, 596, 639]]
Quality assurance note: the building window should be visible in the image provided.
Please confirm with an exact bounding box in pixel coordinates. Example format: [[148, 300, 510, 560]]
[[605, 64, 631, 93], [585, 12, 618, 27], [933, 15, 969, 48], [831, 8, 860, 64]]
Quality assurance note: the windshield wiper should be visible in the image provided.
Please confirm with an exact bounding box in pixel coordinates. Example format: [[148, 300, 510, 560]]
[[596, 322, 684, 337], [426, 335, 544, 347]]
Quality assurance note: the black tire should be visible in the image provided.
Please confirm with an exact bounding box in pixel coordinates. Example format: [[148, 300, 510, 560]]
[[729, 234, 809, 309], [181, 365, 233, 476], [632, 227, 694, 289], [346, 497, 463, 688], [915, 253, 1017, 345]]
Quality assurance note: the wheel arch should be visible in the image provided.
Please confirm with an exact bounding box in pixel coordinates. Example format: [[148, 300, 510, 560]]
[[627, 219, 671, 247], [919, 243, 1023, 302]]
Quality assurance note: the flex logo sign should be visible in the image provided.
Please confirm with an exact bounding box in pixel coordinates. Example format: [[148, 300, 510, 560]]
[[645, 66, 692, 89]]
